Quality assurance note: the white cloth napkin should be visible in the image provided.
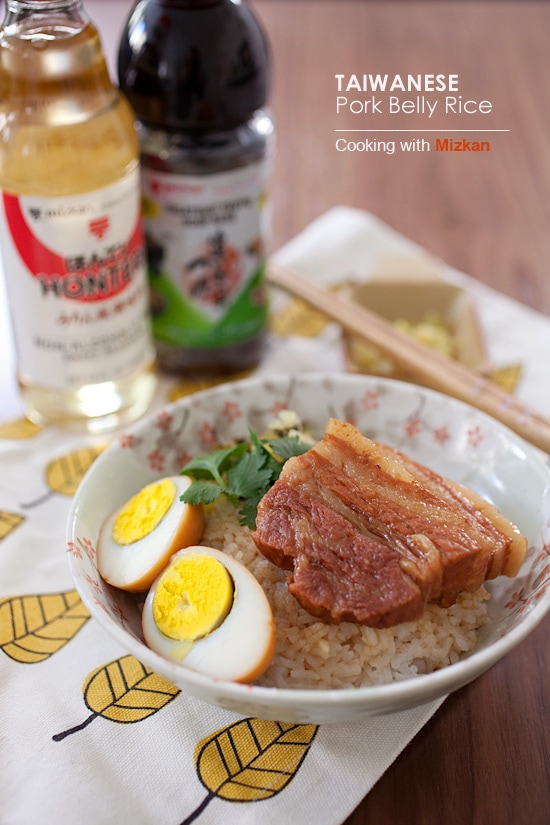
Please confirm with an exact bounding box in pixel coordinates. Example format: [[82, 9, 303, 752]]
[[2, 206, 549, 825]]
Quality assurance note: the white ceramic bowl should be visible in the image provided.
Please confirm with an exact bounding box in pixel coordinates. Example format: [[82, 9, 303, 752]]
[[67, 373, 550, 724]]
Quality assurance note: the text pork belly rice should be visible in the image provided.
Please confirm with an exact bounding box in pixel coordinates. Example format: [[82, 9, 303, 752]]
[[251, 418, 527, 629]]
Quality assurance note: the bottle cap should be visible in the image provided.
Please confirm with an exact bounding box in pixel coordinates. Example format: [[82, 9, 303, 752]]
[[118, 0, 271, 131]]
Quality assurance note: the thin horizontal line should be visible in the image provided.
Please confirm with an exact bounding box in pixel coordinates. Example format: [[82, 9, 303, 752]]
[[334, 129, 510, 133]]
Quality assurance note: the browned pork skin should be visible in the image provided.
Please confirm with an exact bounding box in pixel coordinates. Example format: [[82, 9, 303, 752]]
[[252, 418, 527, 627]]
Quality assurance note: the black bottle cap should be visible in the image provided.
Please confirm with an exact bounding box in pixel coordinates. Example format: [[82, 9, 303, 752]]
[[118, 0, 271, 132]]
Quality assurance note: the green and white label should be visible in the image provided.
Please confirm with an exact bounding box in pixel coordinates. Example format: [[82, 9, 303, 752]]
[[141, 161, 270, 349]]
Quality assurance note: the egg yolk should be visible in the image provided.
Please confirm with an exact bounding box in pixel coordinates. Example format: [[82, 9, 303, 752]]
[[112, 478, 176, 545], [152, 553, 234, 641]]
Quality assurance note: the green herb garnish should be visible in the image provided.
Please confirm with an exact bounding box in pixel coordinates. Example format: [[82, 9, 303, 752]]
[[180, 428, 311, 529]]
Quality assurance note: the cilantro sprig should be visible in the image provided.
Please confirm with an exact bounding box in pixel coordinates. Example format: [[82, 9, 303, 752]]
[[180, 428, 311, 529]]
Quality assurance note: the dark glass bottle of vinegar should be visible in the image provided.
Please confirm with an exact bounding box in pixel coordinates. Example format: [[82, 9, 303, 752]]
[[118, 0, 273, 375]]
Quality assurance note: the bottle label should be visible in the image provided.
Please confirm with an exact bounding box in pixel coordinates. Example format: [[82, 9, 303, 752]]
[[141, 160, 270, 350], [0, 170, 154, 390]]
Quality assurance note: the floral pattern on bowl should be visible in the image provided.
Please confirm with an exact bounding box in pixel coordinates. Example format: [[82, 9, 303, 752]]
[[67, 373, 550, 724]]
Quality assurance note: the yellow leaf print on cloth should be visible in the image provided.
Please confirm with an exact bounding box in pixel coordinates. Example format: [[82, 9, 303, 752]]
[[53, 654, 180, 741], [23, 445, 107, 508], [0, 589, 90, 663], [0, 511, 25, 540], [181, 719, 319, 823], [489, 363, 523, 394], [0, 418, 42, 439]]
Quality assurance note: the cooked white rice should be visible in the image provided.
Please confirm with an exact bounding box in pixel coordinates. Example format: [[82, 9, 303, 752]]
[[203, 497, 490, 689]]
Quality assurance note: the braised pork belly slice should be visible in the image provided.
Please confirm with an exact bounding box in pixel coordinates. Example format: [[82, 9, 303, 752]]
[[255, 479, 424, 627], [252, 418, 527, 626], [376, 442, 527, 579]]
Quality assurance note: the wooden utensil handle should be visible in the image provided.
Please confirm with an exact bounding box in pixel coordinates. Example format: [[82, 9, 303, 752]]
[[268, 263, 550, 454]]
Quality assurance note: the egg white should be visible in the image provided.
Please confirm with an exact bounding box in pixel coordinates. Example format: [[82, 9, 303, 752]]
[[142, 545, 277, 683], [97, 475, 204, 592]]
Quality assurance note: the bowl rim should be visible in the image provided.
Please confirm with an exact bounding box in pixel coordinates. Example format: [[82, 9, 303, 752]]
[[66, 372, 550, 714]]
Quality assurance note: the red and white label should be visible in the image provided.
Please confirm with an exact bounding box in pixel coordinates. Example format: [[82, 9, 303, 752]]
[[0, 169, 154, 389]]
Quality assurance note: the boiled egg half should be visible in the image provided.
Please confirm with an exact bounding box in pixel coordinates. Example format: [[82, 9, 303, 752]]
[[142, 545, 276, 683], [97, 475, 204, 592]]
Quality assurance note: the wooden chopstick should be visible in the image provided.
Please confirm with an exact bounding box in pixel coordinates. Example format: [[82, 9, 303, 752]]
[[267, 262, 550, 454]]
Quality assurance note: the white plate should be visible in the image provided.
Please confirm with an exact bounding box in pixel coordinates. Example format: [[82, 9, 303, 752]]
[[67, 374, 550, 723]]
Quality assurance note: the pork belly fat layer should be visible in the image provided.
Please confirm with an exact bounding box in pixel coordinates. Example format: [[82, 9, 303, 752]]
[[376, 442, 527, 579], [316, 420, 499, 603]]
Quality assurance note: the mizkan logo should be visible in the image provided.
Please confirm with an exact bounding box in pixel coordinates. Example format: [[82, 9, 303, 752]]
[[149, 178, 202, 196], [89, 216, 110, 239], [3, 193, 145, 302]]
